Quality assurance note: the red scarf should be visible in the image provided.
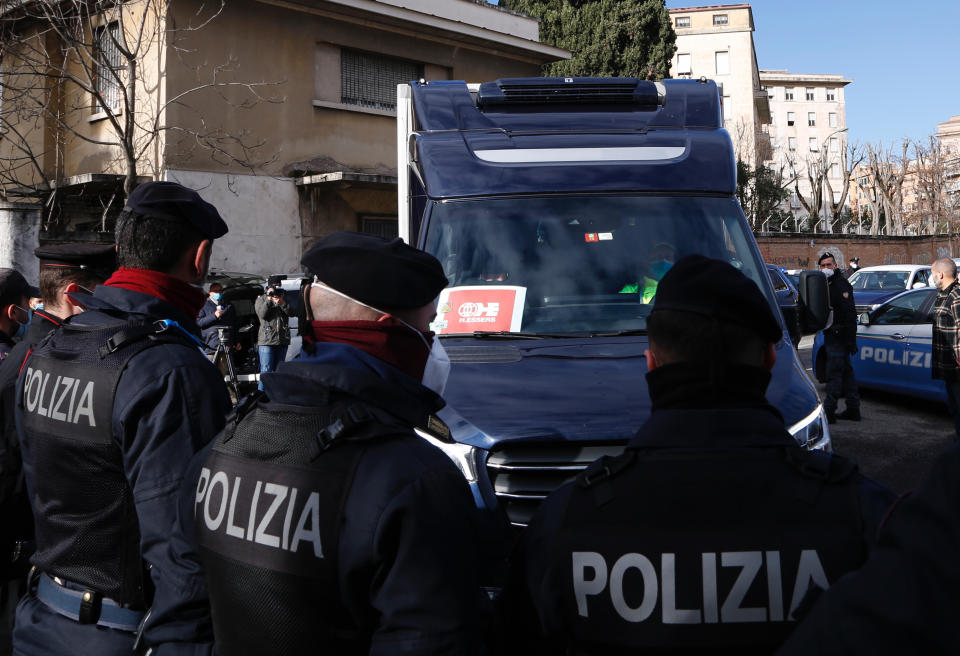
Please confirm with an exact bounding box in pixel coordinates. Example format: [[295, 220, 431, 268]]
[[105, 267, 206, 320], [306, 320, 430, 380]]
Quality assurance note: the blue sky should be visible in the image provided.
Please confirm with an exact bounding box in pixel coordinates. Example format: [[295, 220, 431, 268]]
[[666, 0, 960, 147]]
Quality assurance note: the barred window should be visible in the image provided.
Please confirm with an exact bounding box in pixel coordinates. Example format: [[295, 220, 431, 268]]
[[341, 49, 423, 112], [361, 216, 398, 239], [95, 22, 123, 109]]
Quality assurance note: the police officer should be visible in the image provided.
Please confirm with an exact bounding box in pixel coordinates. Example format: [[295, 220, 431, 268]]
[[178, 232, 500, 654], [777, 440, 960, 654], [819, 252, 860, 423], [13, 182, 232, 655], [0, 243, 115, 656], [0, 271, 39, 362], [506, 255, 893, 654]]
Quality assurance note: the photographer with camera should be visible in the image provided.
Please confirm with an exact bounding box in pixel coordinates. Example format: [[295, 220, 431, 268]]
[[255, 277, 290, 391]]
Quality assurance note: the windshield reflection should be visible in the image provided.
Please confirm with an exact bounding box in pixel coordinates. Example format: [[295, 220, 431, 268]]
[[423, 195, 767, 335]]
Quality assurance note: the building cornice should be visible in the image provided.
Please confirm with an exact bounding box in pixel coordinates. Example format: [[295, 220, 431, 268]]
[[253, 0, 570, 64], [760, 70, 852, 86]]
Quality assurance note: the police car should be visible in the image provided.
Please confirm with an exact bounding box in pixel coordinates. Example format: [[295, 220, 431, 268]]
[[812, 287, 947, 404], [846, 264, 932, 313]]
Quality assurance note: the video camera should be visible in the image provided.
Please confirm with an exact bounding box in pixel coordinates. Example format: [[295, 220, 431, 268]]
[[216, 325, 235, 348]]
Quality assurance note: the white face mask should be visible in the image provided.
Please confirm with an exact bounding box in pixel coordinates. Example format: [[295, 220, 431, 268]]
[[311, 281, 451, 395], [821, 267, 835, 278]]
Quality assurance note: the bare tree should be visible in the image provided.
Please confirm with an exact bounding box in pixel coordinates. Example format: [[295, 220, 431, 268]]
[[824, 141, 864, 231], [0, 0, 284, 212], [913, 136, 949, 234], [866, 141, 910, 236]]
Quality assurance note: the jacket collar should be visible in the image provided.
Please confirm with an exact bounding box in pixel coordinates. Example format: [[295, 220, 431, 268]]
[[628, 406, 794, 450], [23, 309, 62, 344], [70, 285, 202, 335], [263, 342, 444, 428]]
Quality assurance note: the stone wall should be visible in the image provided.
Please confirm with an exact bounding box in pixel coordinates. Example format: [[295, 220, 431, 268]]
[[0, 202, 41, 283], [756, 233, 958, 270]]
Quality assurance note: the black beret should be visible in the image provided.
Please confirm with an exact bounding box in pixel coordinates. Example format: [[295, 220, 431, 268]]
[[35, 243, 117, 279], [651, 254, 782, 343], [0, 269, 40, 306], [301, 232, 448, 309], [124, 181, 228, 239]]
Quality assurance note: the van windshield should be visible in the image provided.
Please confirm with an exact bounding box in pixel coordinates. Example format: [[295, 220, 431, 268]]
[[423, 195, 770, 336]]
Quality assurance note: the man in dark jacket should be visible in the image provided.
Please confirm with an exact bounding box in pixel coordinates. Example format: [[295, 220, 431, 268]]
[[778, 438, 960, 654], [13, 182, 232, 656], [506, 255, 893, 655], [174, 232, 502, 655], [930, 257, 960, 438], [254, 280, 290, 391], [819, 252, 860, 423], [0, 271, 38, 362], [0, 243, 115, 656], [197, 282, 236, 354]]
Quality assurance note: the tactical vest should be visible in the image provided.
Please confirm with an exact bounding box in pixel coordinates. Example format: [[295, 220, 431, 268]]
[[548, 445, 866, 654], [19, 319, 198, 606], [195, 395, 410, 656]]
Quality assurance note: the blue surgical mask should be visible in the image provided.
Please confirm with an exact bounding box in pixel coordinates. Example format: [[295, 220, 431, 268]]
[[33, 303, 44, 312], [13, 305, 31, 339], [211, 292, 223, 303], [649, 259, 673, 281]]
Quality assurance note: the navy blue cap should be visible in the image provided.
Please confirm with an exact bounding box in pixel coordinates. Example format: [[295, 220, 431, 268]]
[[35, 243, 117, 279], [0, 269, 40, 306], [652, 254, 782, 343], [124, 181, 228, 239], [301, 232, 448, 309]]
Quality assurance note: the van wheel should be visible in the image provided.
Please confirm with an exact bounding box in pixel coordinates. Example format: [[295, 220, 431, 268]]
[[815, 350, 826, 383]]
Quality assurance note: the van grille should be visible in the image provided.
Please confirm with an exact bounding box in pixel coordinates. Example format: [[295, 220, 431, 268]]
[[486, 441, 627, 526]]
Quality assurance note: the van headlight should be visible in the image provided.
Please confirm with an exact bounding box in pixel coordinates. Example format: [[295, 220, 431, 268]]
[[788, 405, 833, 452], [415, 429, 480, 482]]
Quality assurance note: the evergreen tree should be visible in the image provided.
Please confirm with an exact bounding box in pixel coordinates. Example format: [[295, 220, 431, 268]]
[[501, 0, 677, 79]]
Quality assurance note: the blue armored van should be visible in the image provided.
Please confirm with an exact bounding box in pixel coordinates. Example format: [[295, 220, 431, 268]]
[[396, 77, 831, 527]]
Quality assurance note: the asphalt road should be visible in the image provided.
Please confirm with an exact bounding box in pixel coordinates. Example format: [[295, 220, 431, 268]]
[[797, 336, 955, 495]]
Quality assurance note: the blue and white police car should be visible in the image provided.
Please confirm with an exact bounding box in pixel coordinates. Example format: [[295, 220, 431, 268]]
[[812, 287, 946, 404]]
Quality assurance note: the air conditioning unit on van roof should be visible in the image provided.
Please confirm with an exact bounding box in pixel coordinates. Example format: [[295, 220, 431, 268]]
[[476, 77, 661, 109]]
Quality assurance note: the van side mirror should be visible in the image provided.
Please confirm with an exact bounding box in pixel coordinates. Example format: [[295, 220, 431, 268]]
[[859, 311, 871, 326], [798, 270, 831, 334]]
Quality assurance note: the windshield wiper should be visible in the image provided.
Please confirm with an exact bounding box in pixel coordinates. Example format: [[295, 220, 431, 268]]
[[589, 329, 648, 337], [442, 331, 566, 339]]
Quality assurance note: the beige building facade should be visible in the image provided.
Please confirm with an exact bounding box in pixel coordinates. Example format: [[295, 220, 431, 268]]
[[761, 70, 852, 226], [667, 4, 770, 164], [0, 0, 567, 276]]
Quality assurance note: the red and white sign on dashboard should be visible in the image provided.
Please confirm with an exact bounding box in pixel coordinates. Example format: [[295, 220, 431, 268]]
[[432, 286, 527, 335]]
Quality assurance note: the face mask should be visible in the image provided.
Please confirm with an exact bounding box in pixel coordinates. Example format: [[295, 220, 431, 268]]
[[12, 305, 31, 339], [312, 282, 450, 394], [33, 303, 44, 312], [211, 292, 223, 303], [649, 259, 673, 280], [821, 267, 835, 278], [421, 334, 451, 396]]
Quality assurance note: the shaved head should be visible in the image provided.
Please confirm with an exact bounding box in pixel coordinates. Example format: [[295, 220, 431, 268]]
[[933, 258, 957, 277]]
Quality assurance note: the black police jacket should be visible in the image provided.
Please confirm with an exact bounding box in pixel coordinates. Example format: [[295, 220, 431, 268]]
[[825, 274, 857, 346], [14, 286, 231, 654], [508, 363, 894, 655], [0, 310, 60, 578], [777, 440, 960, 654], [171, 342, 499, 655]]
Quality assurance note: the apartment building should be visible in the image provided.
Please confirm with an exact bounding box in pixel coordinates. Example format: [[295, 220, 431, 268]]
[[761, 70, 851, 225], [667, 4, 770, 164], [0, 0, 568, 277]]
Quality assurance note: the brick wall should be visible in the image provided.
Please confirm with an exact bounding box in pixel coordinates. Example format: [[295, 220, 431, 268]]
[[756, 233, 959, 270]]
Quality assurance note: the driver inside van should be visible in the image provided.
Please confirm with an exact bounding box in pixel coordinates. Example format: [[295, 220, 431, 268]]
[[619, 241, 676, 302]]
